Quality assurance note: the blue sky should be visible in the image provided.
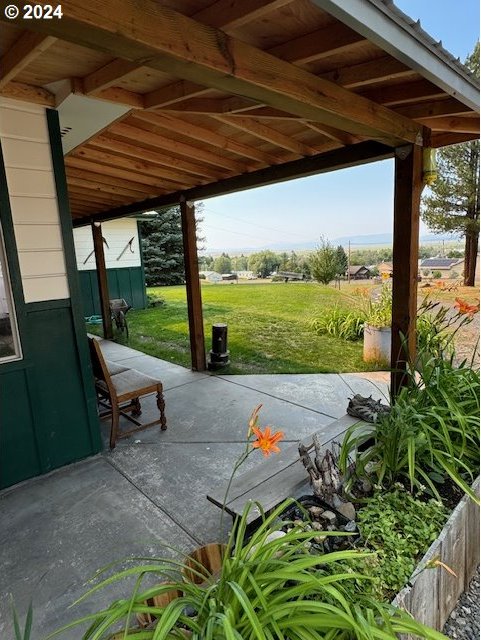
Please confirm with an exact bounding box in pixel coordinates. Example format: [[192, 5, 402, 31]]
[[202, 0, 479, 253]]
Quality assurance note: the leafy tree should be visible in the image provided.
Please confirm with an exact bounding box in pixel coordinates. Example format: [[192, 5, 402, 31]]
[[139, 204, 204, 286], [248, 250, 280, 278], [232, 255, 248, 271], [310, 237, 339, 285], [213, 253, 232, 274], [335, 245, 348, 276], [421, 44, 479, 286], [447, 249, 464, 258]]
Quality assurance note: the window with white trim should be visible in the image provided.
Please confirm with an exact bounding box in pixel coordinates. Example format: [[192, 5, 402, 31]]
[[0, 225, 21, 363]]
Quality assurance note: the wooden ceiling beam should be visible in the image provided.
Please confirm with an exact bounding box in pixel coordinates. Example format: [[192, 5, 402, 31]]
[[214, 115, 317, 156], [303, 122, 363, 146], [134, 111, 278, 164], [66, 156, 175, 191], [67, 156, 168, 193], [394, 98, 473, 120], [267, 21, 366, 65], [10, 0, 423, 146], [83, 58, 141, 94], [113, 119, 248, 172], [88, 134, 225, 179], [68, 185, 129, 204], [361, 80, 446, 107], [144, 81, 209, 110], [321, 56, 413, 89], [66, 173, 158, 198], [193, 0, 292, 30], [431, 132, 480, 148], [417, 116, 479, 134], [0, 81, 55, 106], [73, 145, 200, 187], [0, 31, 57, 89]]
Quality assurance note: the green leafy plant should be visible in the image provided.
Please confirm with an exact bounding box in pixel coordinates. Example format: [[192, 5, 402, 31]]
[[47, 500, 447, 640], [12, 602, 33, 640], [356, 488, 448, 598], [341, 303, 480, 502], [310, 307, 366, 341], [364, 284, 392, 328]]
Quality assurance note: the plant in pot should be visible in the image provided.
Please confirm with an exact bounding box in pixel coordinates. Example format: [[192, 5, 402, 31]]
[[362, 283, 392, 367], [46, 500, 449, 640]]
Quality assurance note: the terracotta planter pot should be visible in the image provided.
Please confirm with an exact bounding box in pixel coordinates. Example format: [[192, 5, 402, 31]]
[[182, 542, 227, 585], [136, 582, 184, 628], [363, 324, 391, 367]]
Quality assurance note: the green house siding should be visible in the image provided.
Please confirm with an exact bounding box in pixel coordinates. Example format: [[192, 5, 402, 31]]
[[79, 266, 147, 317], [0, 108, 102, 490]]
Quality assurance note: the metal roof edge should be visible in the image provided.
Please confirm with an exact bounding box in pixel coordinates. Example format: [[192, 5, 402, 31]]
[[312, 0, 480, 113]]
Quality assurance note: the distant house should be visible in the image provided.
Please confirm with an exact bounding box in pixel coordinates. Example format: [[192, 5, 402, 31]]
[[378, 261, 393, 277], [233, 271, 256, 280], [420, 258, 464, 279], [348, 265, 371, 280], [200, 270, 222, 283]]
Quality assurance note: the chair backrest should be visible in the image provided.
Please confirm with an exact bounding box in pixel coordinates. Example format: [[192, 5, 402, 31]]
[[88, 338, 114, 392]]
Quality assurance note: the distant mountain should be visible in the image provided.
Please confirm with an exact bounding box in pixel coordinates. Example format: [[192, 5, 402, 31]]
[[333, 232, 461, 246], [203, 233, 462, 255]]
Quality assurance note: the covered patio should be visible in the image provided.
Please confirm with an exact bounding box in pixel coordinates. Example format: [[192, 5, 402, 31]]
[[0, 340, 388, 637]]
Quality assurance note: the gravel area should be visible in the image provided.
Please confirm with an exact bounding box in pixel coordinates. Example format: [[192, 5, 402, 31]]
[[443, 567, 480, 639]]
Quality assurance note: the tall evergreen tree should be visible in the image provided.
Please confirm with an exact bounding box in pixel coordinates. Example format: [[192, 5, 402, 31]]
[[139, 205, 204, 286], [335, 245, 348, 276], [421, 44, 480, 286]]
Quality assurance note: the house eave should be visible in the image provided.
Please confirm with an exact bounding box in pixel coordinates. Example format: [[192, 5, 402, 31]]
[[313, 0, 480, 113]]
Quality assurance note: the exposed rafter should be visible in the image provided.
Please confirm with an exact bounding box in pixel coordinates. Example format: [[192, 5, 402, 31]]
[[83, 59, 140, 94], [5, 0, 423, 146], [214, 115, 317, 156], [0, 31, 56, 89], [394, 98, 473, 119], [135, 111, 283, 164], [267, 21, 366, 65], [418, 116, 479, 133], [87, 134, 225, 179], [361, 79, 446, 106], [111, 120, 248, 172], [0, 80, 55, 105], [321, 56, 413, 89]]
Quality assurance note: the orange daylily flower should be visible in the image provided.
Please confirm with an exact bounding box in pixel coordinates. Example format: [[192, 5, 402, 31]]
[[247, 404, 263, 437], [252, 426, 284, 457], [454, 297, 480, 316]]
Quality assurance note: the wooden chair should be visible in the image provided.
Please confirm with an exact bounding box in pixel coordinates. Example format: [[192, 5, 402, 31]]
[[88, 337, 167, 448]]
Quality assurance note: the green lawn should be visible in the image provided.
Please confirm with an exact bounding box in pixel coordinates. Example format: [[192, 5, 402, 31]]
[[90, 282, 379, 374]]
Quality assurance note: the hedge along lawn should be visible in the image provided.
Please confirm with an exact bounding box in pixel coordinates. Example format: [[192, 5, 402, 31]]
[[90, 282, 380, 374]]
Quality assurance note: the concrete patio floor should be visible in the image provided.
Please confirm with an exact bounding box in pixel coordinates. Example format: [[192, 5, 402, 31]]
[[0, 339, 389, 639]]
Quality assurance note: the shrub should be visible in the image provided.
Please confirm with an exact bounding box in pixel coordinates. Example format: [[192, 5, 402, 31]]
[[147, 293, 166, 308], [432, 270, 442, 279], [356, 488, 448, 598]]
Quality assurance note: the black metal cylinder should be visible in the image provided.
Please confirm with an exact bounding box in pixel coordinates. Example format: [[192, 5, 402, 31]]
[[212, 323, 228, 354], [208, 323, 230, 370]]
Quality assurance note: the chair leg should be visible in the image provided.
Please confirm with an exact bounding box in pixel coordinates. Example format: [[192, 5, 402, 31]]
[[157, 386, 167, 431], [110, 403, 120, 449], [131, 397, 142, 417]]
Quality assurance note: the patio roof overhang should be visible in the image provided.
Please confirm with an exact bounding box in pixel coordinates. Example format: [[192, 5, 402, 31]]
[[1, 0, 479, 391], [0, 0, 479, 226]]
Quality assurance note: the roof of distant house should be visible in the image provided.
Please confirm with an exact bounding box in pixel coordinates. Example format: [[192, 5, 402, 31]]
[[348, 265, 370, 274], [420, 258, 463, 269]]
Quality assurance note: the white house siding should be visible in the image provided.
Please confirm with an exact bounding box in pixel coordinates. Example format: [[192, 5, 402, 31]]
[[0, 98, 69, 303], [73, 218, 141, 270]]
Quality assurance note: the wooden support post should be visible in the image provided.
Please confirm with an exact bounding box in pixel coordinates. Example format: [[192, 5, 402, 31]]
[[180, 197, 206, 371], [391, 144, 423, 395], [91, 221, 113, 339]]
